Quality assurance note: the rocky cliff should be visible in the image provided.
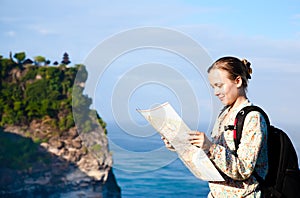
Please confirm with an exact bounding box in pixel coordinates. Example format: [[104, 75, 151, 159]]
[[0, 124, 120, 197], [0, 53, 121, 197]]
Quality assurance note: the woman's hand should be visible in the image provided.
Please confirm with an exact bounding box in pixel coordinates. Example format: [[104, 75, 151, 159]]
[[189, 131, 213, 153], [161, 136, 175, 151]]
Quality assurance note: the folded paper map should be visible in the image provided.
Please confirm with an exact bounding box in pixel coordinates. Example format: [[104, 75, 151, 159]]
[[137, 102, 224, 181]]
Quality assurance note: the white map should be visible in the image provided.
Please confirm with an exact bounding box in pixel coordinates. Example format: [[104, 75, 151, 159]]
[[137, 102, 224, 181]]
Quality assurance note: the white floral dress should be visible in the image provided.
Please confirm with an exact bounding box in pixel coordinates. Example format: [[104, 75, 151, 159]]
[[207, 100, 268, 198]]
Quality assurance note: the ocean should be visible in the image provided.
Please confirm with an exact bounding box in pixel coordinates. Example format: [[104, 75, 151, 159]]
[[106, 123, 210, 198], [106, 122, 300, 198]]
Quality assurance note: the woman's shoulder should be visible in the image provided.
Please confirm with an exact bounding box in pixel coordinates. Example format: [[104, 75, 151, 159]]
[[235, 101, 268, 125], [243, 106, 268, 127]]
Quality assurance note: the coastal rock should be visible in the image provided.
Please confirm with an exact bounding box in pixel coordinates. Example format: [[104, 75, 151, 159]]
[[0, 124, 121, 198]]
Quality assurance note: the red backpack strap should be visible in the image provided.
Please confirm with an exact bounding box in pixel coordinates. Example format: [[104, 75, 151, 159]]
[[233, 118, 238, 140]]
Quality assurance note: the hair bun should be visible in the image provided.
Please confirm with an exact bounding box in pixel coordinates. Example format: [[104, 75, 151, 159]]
[[241, 58, 252, 79]]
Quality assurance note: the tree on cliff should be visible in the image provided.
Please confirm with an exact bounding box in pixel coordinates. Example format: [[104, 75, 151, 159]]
[[13, 52, 26, 64], [0, 52, 107, 135], [34, 55, 46, 66]]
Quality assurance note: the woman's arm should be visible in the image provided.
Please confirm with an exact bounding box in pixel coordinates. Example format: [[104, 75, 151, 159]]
[[208, 111, 268, 180], [190, 111, 268, 180]]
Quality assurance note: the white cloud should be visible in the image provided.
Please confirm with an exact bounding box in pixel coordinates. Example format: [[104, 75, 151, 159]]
[[0, 16, 20, 23], [175, 24, 300, 70], [5, 31, 16, 37], [251, 57, 300, 73], [292, 13, 300, 19], [26, 24, 58, 36], [36, 28, 55, 35]]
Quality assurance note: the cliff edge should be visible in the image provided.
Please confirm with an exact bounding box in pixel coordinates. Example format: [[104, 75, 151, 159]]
[[0, 52, 121, 197]]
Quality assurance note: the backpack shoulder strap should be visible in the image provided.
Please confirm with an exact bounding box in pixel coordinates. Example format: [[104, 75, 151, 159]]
[[234, 106, 271, 186], [234, 105, 270, 151]]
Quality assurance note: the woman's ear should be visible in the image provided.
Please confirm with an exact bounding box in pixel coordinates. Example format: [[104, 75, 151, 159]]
[[235, 76, 243, 88]]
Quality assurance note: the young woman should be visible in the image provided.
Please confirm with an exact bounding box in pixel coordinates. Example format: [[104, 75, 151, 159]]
[[163, 56, 268, 197]]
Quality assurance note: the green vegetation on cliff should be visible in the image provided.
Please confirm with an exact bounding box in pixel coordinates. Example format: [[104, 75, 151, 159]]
[[0, 129, 50, 170], [0, 52, 106, 133]]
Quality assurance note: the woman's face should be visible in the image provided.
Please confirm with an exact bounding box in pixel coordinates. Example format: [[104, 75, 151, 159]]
[[208, 68, 241, 106]]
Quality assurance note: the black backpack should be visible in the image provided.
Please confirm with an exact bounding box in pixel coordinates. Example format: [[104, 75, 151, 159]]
[[233, 106, 300, 198]]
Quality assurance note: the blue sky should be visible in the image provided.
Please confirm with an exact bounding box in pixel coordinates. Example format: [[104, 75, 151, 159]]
[[1, 0, 299, 61], [1, 1, 300, 146]]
